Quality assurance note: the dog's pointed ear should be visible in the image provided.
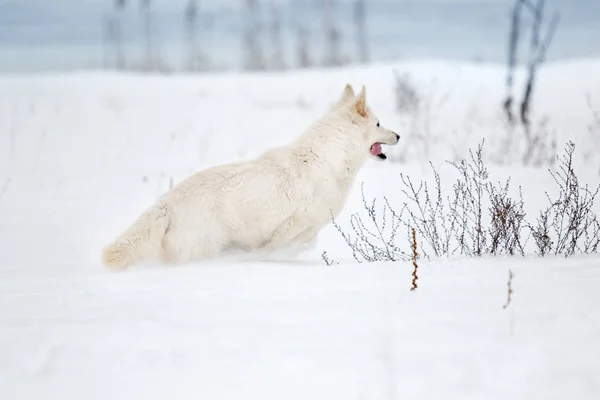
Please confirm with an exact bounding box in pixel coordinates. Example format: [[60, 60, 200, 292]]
[[341, 83, 355, 100], [334, 83, 355, 107], [352, 85, 367, 117]]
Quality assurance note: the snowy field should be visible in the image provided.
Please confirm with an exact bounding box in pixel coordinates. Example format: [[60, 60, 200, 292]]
[[1, 59, 600, 399]]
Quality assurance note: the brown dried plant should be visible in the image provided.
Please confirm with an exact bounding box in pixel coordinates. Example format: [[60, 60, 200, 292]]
[[410, 228, 419, 291]]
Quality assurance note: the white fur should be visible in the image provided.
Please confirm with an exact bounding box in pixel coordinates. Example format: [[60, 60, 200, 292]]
[[102, 84, 400, 269]]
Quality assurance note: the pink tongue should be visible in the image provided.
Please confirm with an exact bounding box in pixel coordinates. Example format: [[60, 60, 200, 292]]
[[370, 143, 382, 155]]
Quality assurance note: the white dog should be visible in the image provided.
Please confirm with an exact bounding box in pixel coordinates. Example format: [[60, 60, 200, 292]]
[[102, 84, 400, 269]]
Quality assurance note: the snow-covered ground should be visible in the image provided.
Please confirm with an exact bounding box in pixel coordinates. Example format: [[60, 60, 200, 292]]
[[1, 59, 600, 399], [2, 257, 599, 399]]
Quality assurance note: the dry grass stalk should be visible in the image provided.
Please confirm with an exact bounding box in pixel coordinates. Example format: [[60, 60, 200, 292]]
[[503, 269, 514, 309], [410, 227, 419, 291]]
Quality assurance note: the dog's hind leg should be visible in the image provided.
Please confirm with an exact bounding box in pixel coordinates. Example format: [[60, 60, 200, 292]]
[[160, 224, 225, 264], [293, 227, 319, 245], [260, 213, 311, 253]]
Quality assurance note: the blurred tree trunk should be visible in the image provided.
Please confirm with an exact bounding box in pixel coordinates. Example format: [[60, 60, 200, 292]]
[[140, 0, 153, 70], [114, 0, 126, 69], [268, 1, 285, 70], [323, 0, 341, 66], [353, 0, 368, 64], [242, 0, 266, 71], [184, 0, 198, 71], [293, 0, 312, 68]]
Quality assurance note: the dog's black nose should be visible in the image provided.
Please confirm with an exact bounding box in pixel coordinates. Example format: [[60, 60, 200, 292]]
[[395, 133, 400, 141]]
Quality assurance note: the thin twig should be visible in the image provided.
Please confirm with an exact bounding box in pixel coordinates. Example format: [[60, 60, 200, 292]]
[[321, 251, 338, 266]]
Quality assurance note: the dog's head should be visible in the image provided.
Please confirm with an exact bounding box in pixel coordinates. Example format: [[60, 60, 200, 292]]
[[335, 83, 400, 161]]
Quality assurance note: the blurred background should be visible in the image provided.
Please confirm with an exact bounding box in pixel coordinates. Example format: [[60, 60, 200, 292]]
[[1, 0, 599, 74]]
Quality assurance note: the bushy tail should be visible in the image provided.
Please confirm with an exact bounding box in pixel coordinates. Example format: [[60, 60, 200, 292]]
[[102, 205, 170, 269]]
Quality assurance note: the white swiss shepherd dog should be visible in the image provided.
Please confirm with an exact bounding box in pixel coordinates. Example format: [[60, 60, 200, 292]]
[[102, 83, 400, 269]]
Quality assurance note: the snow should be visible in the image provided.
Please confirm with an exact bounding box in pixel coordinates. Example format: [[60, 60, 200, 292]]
[[2, 256, 599, 399], [1, 58, 600, 399]]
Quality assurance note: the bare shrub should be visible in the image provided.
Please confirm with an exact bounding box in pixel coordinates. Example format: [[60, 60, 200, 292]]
[[519, 117, 558, 166], [487, 179, 526, 256], [330, 184, 411, 263], [397, 163, 452, 258], [329, 141, 598, 264], [527, 141, 600, 256], [492, 109, 558, 169], [391, 74, 450, 164], [447, 142, 489, 257], [396, 141, 526, 259], [393, 71, 420, 115]]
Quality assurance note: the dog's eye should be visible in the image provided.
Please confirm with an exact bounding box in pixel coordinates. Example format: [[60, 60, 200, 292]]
[[376, 122, 380, 127]]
